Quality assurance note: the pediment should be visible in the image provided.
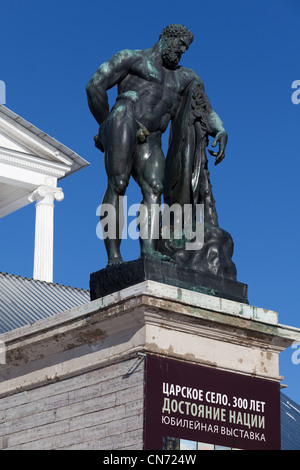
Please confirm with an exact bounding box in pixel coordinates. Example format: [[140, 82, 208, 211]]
[[0, 105, 89, 218], [0, 129, 32, 155], [0, 105, 89, 175]]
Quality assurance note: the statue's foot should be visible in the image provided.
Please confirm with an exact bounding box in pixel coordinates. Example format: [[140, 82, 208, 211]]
[[165, 238, 186, 252], [141, 250, 172, 262], [106, 256, 123, 267]]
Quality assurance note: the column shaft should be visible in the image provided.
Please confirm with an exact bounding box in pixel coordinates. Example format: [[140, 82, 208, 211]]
[[29, 185, 64, 282]]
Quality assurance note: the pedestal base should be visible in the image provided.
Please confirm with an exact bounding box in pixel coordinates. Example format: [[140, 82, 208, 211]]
[[90, 257, 249, 304]]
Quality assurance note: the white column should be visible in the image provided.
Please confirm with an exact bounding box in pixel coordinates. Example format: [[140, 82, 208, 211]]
[[29, 184, 64, 283]]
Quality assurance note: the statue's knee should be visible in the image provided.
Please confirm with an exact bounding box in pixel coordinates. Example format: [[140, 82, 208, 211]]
[[112, 176, 129, 195], [150, 180, 163, 196]]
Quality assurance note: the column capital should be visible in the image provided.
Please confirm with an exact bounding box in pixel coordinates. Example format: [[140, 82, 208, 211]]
[[29, 185, 64, 206]]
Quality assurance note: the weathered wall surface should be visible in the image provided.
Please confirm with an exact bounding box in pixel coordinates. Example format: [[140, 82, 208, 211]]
[[0, 357, 144, 450]]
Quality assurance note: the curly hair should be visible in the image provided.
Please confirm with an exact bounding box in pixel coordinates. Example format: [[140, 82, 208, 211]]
[[159, 24, 194, 46]]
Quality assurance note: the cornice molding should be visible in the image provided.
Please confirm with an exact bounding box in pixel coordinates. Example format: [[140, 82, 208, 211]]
[[0, 147, 69, 178]]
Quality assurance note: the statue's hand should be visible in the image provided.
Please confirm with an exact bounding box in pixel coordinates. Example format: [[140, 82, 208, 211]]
[[94, 134, 104, 152], [94, 123, 105, 153], [208, 131, 228, 165]]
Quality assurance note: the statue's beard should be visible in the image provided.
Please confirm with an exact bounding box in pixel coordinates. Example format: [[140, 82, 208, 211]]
[[162, 45, 181, 69]]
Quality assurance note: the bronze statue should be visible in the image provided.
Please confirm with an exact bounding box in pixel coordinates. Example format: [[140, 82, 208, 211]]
[[87, 24, 237, 280]]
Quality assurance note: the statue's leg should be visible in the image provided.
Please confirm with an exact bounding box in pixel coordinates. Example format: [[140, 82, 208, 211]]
[[101, 103, 137, 266], [133, 132, 169, 259]]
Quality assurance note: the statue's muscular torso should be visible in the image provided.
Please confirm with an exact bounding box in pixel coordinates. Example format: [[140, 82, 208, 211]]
[[109, 49, 202, 134]]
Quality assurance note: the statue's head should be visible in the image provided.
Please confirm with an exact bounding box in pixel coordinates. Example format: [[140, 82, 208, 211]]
[[159, 24, 194, 69]]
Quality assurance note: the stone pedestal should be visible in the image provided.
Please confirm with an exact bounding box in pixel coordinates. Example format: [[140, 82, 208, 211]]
[[0, 281, 299, 450]]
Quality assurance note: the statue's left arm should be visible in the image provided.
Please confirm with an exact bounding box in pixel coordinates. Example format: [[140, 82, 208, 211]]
[[190, 77, 228, 165]]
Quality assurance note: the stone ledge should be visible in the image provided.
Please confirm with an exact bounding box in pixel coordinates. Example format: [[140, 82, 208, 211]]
[[0, 280, 279, 346]]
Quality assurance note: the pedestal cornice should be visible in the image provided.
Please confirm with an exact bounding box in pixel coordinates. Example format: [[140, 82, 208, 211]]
[[0, 281, 299, 397]]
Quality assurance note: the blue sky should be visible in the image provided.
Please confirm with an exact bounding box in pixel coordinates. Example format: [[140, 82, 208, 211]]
[[1, 0, 300, 404]]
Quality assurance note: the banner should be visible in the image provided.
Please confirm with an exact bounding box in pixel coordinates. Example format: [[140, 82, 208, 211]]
[[144, 355, 280, 450]]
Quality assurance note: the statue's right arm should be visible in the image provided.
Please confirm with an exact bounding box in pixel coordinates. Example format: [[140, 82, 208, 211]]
[[86, 50, 138, 125]]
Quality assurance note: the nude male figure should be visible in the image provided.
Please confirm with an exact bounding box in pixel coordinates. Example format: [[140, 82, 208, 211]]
[[86, 24, 227, 266]]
